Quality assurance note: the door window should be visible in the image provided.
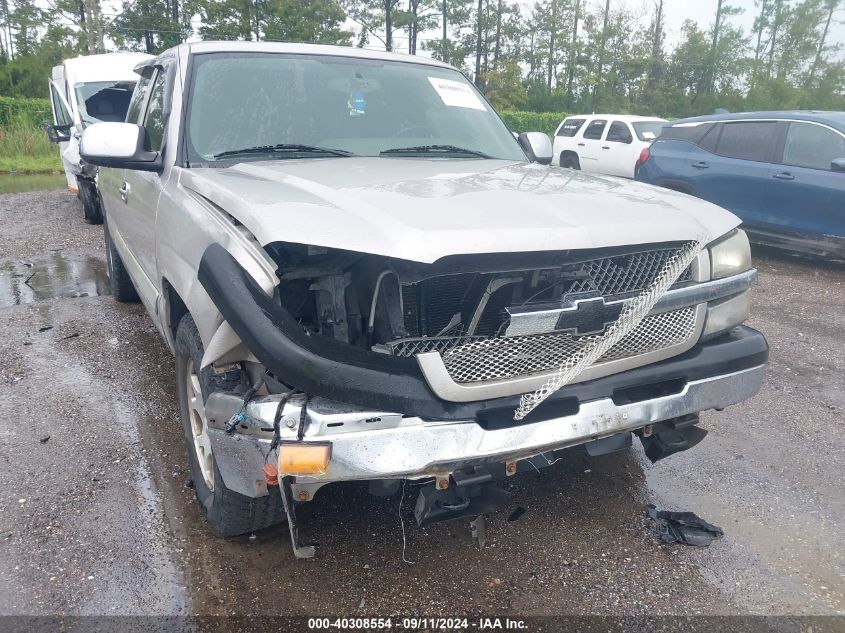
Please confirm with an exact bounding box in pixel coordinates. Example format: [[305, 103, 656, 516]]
[[557, 118, 585, 137], [606, 121, 633, 144], [714, 121, 778, 162], [582, 120, 607, 140], [143, 72, 168, 152], [782, 122, 845, 171], [125, 74, 152, 124], [49, 81, 72, 126]]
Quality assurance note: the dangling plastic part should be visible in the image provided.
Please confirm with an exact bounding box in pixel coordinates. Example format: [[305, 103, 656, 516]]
[[514, 237, 708, 421]]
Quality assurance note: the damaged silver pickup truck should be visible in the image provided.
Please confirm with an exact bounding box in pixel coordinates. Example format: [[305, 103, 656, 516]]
[[80, 42, 767, 557]]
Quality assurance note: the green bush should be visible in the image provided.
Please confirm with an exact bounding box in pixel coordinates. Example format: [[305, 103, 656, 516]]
[[0, 96, 53, 128], [499, 111, 565, 137], [0, 105, 61, 173]]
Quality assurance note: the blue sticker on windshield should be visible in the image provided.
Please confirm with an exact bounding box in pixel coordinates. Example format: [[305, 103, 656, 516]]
[[348, 90, 367, 116]]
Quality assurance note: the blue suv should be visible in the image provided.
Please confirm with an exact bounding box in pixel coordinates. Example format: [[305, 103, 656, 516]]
[[635, 111, 845, 258]]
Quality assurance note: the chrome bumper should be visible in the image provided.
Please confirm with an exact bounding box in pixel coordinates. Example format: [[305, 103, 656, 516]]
[[205, 364, 766, 498]]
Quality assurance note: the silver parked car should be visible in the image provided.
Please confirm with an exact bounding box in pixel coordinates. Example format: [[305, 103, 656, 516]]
[[81, 42, 767, 557]]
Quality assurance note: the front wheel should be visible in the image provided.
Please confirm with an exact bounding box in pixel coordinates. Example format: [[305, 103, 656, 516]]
[[78, 177, 103, 224], [175, 313, 286, 536]]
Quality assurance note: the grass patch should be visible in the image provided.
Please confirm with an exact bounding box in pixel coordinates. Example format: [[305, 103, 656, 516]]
[[0, 115, 62, 174]]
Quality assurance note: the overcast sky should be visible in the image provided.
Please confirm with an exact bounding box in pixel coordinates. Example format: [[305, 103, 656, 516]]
[[390, 0, 845, 58], [618, 0, 845, 49]]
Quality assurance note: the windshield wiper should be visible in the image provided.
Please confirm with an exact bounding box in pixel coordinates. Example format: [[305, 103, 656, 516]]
[[380, 144, 491, 158], [212, 144, 354, 159]]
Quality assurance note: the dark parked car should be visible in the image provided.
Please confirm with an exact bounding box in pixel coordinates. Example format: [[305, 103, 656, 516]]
[[635, 111, 845, 258]]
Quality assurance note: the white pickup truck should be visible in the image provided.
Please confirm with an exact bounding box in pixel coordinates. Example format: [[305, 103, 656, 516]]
[[80, 42, 767, 557], [45, 52, 153, 223]]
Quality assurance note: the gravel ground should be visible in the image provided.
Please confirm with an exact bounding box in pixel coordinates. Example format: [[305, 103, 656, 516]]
[[0, 190, 843, 622]]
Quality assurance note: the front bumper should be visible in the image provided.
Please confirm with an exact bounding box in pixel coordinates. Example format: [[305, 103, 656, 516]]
[[205, 337, 766, 497], [198, 244, 760, 419]]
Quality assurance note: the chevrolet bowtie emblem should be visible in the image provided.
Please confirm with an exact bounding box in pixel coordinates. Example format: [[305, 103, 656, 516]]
[[505, 296, 625, 338]]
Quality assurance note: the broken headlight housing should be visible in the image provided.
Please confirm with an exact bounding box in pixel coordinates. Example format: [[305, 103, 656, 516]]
[[703, 229, 753, 340], [709, 229, 751, 279]]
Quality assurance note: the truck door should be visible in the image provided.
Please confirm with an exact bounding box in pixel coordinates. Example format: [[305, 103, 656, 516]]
[[119, 67, 170, 310], [47, 79, 76, 189], [99, 67, 169, 312], [578, 119, 607, 172], [603, 120, 635, 177]]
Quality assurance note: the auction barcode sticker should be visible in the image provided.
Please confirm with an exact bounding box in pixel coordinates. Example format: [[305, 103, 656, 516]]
[[428, 77, 487, 110]]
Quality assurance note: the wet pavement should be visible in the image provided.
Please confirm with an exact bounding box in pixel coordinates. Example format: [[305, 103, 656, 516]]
[[0, 190, 843, 621], [0, 252, 109, 307]]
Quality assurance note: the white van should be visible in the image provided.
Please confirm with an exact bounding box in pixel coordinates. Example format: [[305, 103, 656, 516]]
[[552, 114, 667, 179], [46, 52, 153, 223]]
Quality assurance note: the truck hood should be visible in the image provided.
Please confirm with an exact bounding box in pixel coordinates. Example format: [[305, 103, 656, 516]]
[[180, 158, 739, 264]]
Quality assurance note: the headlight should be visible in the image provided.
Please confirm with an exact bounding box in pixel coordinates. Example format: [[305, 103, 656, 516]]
[[709, 229, 751, 279], [703, 229, 753, 339]]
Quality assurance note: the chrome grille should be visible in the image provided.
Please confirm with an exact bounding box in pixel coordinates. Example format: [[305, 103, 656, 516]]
[[438, 307, 697, 384], [386, 336, 473, 357], [564, 248, 693, 296], [383, 246, 702, 387], [400, 247, 692, 340]]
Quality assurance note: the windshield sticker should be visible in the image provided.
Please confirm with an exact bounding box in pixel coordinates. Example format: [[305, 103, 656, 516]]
[[348, 89, 367, 116], [427, 77, 486, 111], [641, 131, 656, 139]]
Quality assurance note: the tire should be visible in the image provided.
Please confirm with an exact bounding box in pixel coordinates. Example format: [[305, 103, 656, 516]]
[[78, 178, 104, 225], [175, 313, 286, 537], [560, 153, 581, 170], [104, 222, 140, 303]]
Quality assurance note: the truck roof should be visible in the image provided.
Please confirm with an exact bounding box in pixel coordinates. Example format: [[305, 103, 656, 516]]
[[180, 41, 455, 70], [564, 114, 668, 123], [62, 52, 154, 85]]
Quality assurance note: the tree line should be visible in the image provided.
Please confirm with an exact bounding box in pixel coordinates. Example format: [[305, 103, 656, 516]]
[[1, 0, 843, 118]]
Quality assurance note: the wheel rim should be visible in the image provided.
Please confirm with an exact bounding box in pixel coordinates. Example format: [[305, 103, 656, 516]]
[[185, 358, 214, 491]]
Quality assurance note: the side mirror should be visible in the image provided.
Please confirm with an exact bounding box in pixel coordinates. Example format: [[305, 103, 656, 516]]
[[80, 122, 162, 173], [518, 131, 553, 165], [831, 158, 845, 173], [42, 120, 72, 144]]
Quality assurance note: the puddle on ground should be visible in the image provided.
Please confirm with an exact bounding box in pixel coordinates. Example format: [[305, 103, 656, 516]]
[[0, 173, 67, 195], [0, 252, 110, 307]]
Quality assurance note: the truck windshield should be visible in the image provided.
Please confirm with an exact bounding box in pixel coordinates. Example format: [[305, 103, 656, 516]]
[[75, 81, 136, 126], [185, 52, 526, 164]]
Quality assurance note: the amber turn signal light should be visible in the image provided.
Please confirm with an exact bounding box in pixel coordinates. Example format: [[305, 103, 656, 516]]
[[277, 441, 332, 476]]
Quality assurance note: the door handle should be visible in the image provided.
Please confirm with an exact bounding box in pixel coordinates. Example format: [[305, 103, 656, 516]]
[[773, 172, 794, 180], [119, 181, 130, 203], [691, 161, 709, 169], [577, 142, 585, 147]]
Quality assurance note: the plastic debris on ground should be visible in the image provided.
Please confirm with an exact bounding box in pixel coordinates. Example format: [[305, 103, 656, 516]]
[[647, 504, 724, 547]]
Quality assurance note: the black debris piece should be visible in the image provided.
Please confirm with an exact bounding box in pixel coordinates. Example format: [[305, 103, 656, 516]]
[[647, 504, 724, 547], [507, 506, 526, 522], [39, 435, 50, 444], [37, 326, 53, 333], [62, 333, 80, 340]]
